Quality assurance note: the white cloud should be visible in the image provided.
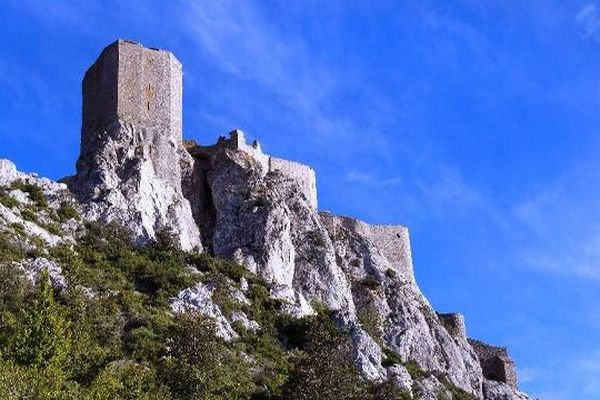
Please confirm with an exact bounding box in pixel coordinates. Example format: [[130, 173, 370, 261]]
[[344, 170, 402, 188], [576, 3, 600, 39]]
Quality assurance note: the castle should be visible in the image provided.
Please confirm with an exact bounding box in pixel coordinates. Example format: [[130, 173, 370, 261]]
[[69, 40, 522, 395]]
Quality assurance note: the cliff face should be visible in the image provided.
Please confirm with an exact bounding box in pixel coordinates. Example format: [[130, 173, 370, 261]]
[[0, 41, 534, 400]]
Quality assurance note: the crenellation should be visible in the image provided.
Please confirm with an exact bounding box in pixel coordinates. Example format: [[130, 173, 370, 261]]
[[268, 157, 317, 209], [188, 130, 317, 209]]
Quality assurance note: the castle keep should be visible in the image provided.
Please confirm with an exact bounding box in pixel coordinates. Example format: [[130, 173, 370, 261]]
[[82, 39, 183, 140]]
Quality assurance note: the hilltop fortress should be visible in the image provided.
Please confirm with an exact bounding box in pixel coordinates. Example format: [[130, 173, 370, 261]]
[[62, 40, 529, 399]]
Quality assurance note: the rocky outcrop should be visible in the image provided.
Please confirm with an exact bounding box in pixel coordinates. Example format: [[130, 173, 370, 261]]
[[4, 40, 533, 400], [67, 40, 201, 251], [69, 119, 202, 251]]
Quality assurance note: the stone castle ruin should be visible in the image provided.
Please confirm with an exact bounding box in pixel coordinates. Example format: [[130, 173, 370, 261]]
[[63, 39, 529, 399], [468, 339, 518, 389]]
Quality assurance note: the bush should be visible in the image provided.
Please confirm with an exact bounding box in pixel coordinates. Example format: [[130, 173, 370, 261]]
[[57, 201, 80, 222], [0, 190, 18, 209], [359, 276, 380, 291], [357, 302, 381, 343], [11, 180, 47, 209], [160, 313, 254, 400], [404, 359, 428, 380]]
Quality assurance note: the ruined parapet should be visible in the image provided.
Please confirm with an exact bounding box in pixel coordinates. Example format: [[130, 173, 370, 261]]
[[369, 224, 415, 284], [468, 339, 518, 389], [437, 312, 467, 339], [189, 130, 317, 210]]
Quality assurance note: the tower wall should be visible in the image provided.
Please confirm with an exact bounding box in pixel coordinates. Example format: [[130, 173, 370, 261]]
[[82, 40, 183, 141]]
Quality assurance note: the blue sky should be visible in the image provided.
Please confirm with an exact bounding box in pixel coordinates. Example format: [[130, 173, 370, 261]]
[[1, 1, 599, 398]]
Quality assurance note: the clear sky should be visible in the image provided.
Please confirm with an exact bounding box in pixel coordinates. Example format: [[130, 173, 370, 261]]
[[1, 1, 599, 398]]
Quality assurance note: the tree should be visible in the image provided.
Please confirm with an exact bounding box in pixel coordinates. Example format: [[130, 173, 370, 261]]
[[281, 312, 365, 400]]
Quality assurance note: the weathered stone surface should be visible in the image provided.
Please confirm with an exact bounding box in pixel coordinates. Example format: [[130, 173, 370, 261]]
[[0, 159, 21, 186], [69, 40, 201, 251], [169, 282, 238, 341], [469, 339, 518, 389], [19, 257, 68, 291], [482, 380, 532, 400]]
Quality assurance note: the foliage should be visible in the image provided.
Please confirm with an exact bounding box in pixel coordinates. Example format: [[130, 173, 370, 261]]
[[11, 180, 48, 209], [357, 301, 381, 344], [0, 189, 18, 209], [57, 201, 80, 222], [359, 275, 381, 291], [0, 220, 421, 399], [404, 360, 428, 380]]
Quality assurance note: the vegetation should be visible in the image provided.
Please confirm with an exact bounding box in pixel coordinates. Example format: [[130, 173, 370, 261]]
[[0, 220, 433, 399], [10, 180, 48, 209]]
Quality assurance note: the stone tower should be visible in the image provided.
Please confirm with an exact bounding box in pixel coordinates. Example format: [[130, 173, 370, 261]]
[[71, 40, 201, 251], [82, 39, 182, 141]]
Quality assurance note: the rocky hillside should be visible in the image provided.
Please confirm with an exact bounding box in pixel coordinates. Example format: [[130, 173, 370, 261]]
[[0, 40, 534, 400], [0, 146, 531, 399]]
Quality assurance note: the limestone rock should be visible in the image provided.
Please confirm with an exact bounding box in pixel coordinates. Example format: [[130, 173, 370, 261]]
[[19, 257, 68, 291], [68, 40, 201, 251], [483, 380, 533, 400], [169, 282, 238, 341]]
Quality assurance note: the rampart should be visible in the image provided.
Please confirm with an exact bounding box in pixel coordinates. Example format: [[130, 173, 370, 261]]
[[437, 312, 467, 339], [319, 213, 415, 283], [191, 130, 318, 209], [369, 224, 415, 284], [468, 339, 518, 388]]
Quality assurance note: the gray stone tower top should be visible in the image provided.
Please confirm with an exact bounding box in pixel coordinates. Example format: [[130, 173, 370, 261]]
[[82, 39, 183, 140]]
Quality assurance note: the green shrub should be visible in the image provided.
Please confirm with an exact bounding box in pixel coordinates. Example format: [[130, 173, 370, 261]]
[[0, 190, 18, 209], [11, 180, 47, 209], [404, 359, 428, 380], [20, 208, 38, 223], [357, 302, 381, 343], [382, 348, 403, 368], [57, 201, 80, 222]]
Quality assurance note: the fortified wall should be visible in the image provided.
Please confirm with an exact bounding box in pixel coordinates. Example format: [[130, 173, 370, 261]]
[[468, 339, 518, 389], [189, 130, 318, 210], [319, 212, 416, 284], [437, 312, 467, 339]]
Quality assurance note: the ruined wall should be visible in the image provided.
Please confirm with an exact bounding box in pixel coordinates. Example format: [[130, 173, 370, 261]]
[[468, 339, 518, 389], [369, 224, 415, 284], [437, 312, 467, 339], [192, 130, 317, 210], [268, 157, 317, 210]]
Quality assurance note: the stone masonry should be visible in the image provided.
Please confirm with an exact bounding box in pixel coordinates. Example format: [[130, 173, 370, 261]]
[[437, 312, 467, 339], [186, 130, 318, 210], [468, 339, 518, 389], [82, 39, 182, 140]]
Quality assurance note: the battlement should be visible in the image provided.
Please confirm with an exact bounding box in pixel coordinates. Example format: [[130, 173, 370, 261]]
[[468, 339, 518, 389], [82, 39, 183, 140], [319, 213, 415, 283]]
